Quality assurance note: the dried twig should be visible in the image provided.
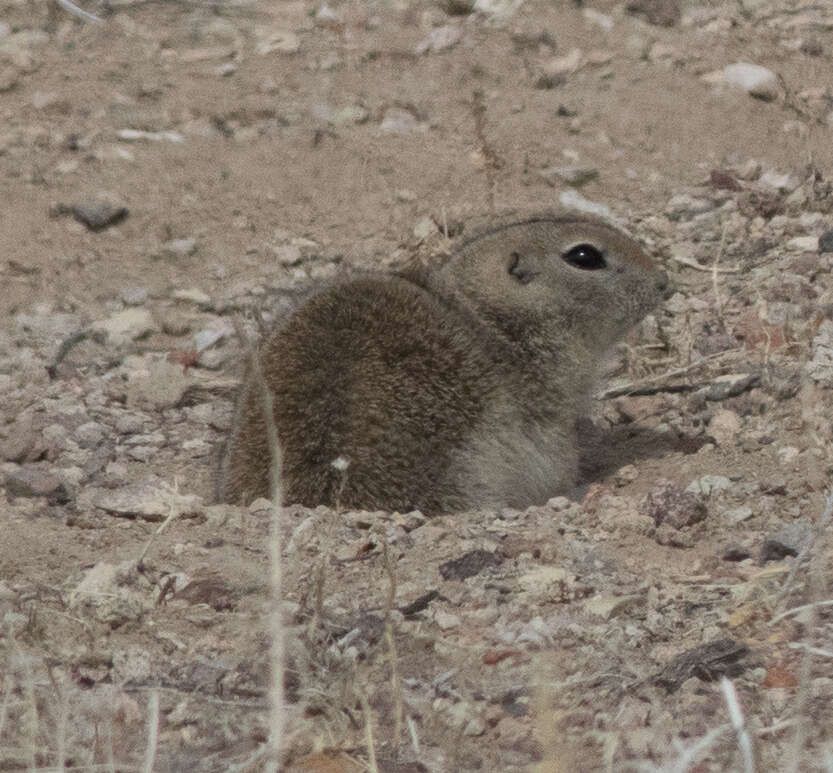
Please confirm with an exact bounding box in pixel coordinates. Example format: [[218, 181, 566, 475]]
[[356, 683, 380, 773], [597, 349, 742, 399], [774, 493, 833, 610], [142, 690, 160, 773], [672, 254, 740, 273], [784, 492, 833, 773], [471, 90, 500, 213], [232, 317, 286, 773], [721, 677, 757, 773], [136, 479, 182, 570], [56, 0, 103, 23], [769, 598, 833, 626], [382, 538, 403, 752], [46, 328, 95, 379]]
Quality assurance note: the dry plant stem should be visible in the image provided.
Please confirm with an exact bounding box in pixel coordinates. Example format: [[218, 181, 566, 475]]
[[671, 254, 740, 273], [407, 716, 421, 757], [142, 690, 159, 773], [471, 89, 499, 212], [136, 480, 182, 569], [774, 492, 833, 611], [382, 539, 404, 752], [105, 695, 116, 773], [788, 642, 833, 659], [356, 684, 380, 773], [11, 631, 40, 772], [56, 0, 102, 23], [233, 317, 286, 772], [711, 223, 730, 333], [784, 491, 833, 773], [597, 349, 741, 399], [769, 598, 833, 626], [0, 670, 12, 746], [54, 683, 68, 773], [619, 723, 729, 773], [721, 678, 757, 773]]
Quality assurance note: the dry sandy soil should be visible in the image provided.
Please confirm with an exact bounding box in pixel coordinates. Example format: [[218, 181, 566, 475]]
[[1, 0, 832, 771]]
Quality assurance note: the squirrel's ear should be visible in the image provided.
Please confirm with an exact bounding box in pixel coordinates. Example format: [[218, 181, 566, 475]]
[[507, 252, 537, 285]]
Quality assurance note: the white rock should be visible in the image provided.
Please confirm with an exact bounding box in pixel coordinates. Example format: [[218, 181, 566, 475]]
[[121, 287, 148, 306], [164, 237, 197, 256], [722, 506, 753, 525], [718, 63, 779, 101], [787, 236, 819, 251], [117, 129, 185, 143], [193, 320, 232, 353], [173, 287, 211, 306], [75, 421, 107, 448], [776, 446, 800, 465], [413, 215, 437, 240], [472, 0, 524, 18], [92, 308, 157, 345], [126, 356, 189, 409], [686, 475, 733, 497], [759, 169, 801, 193], [542, 48, 583, 78], [415, 25, 463, 55], [434, 610, 461, 630], [380, 107, 425, 134], [708, 409, 741, 446], [583, 8, 614, 31]]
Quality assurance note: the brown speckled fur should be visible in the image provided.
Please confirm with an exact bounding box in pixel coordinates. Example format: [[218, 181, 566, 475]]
[[218, 210, 667, 513]]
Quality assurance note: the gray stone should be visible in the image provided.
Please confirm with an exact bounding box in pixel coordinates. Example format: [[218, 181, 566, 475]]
[[86, 475, 203, 521], [121, 287, 149, 306], [0, 413, 37, 462], [642, 481, 707, 529], [708, 409, 741, 446], [819, 229, 833, 253], [686, 475, 733, 497], [5, 464, 67, 502], [70, 195, 129, 231], [705, 373, 758, 400], [75, 421, 107, 448], [539, 165, 599, 187], [807, 320, 833, 384], [125, 357, 190, 409]]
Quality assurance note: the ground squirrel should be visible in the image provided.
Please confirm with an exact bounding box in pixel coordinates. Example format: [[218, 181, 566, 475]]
[[218, 210, 668, 513]]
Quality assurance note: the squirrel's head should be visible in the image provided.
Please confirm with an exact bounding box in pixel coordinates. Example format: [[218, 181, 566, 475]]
[[440, 211, 668, 355]]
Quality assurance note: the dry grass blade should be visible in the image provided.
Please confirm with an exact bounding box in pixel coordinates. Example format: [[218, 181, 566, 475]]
[[56, 0, 102, 23], [382, 539, 403, 752], [784, 491, 833, 773], [672, 254, 740, 273], [597, 349, 741, 399], [136, 479, 183, 570], [356, 684, 379, 773], [231, 317, 286, 772], [721, 677, 756, 773], [618, 723, 729, 772], [142, 690, 159, 773]]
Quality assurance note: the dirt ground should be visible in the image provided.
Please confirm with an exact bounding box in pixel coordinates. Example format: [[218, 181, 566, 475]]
[[1, 0, 832, 771]]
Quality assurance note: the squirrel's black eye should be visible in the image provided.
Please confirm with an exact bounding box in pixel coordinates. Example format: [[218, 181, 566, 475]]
[[562, 244, 606, 270]]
